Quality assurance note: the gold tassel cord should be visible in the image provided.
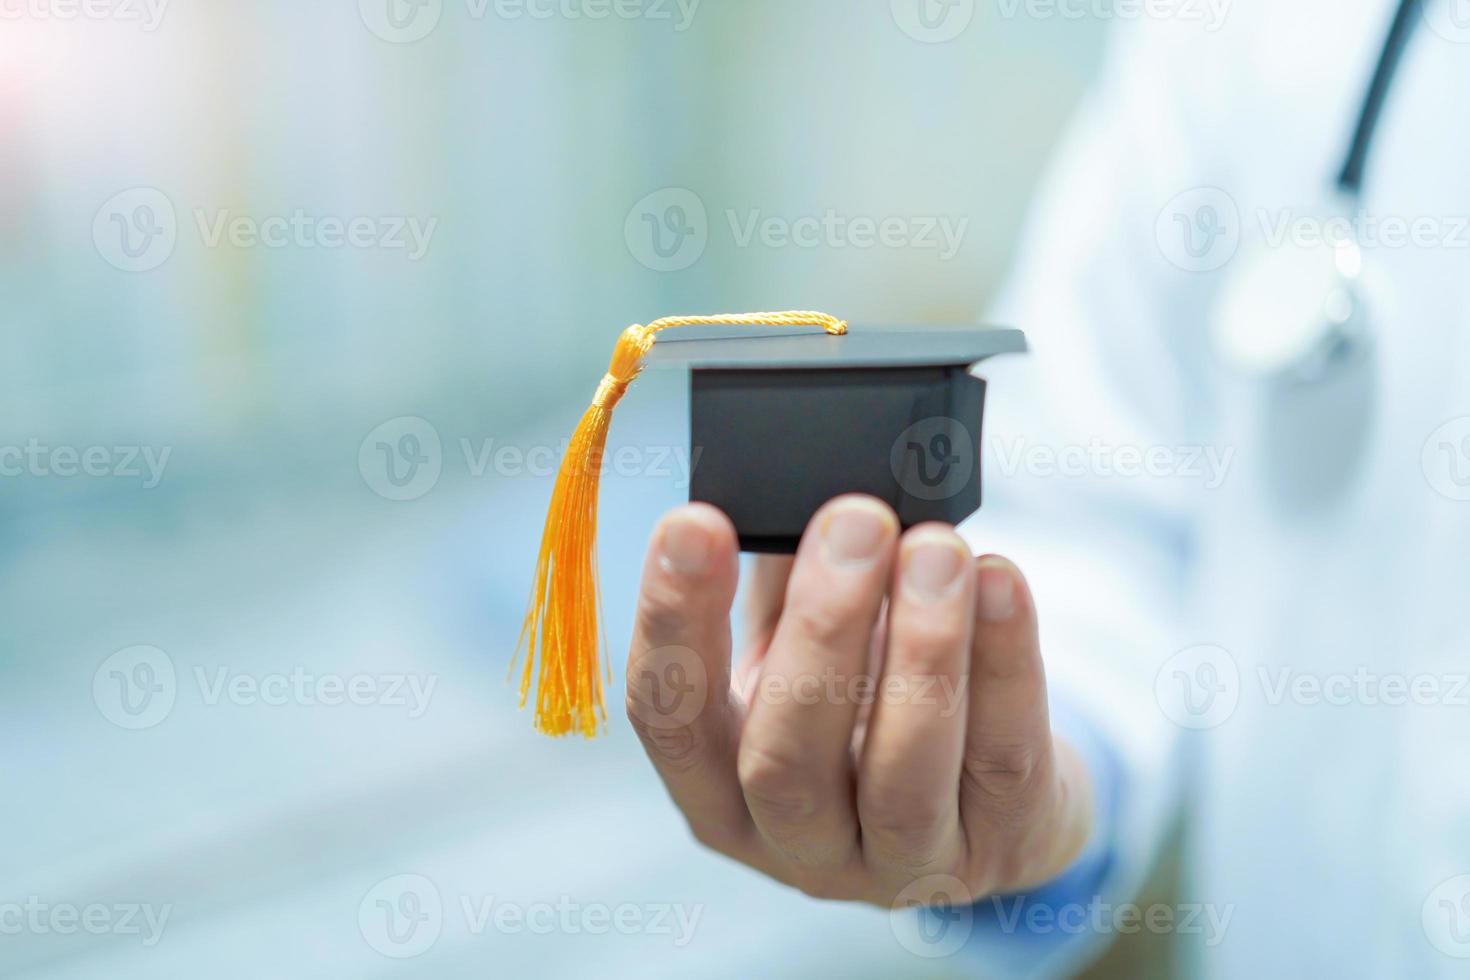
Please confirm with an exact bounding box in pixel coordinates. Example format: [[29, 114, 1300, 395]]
[[514, 311, 848, 738]]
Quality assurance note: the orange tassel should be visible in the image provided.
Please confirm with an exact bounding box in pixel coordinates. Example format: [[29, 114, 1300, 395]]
[[514, 312, 847, 737]]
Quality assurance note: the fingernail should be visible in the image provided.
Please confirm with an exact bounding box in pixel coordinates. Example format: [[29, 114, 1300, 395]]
[[822, 498, 894, 565], [903, 532, 968, 602], [660, 515, 711, 575], [976, 558, 1017, 622]]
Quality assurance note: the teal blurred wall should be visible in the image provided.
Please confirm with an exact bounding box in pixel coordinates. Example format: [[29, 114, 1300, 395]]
[[0, 7, 1112, 976], [0, 0, 1104, 503]]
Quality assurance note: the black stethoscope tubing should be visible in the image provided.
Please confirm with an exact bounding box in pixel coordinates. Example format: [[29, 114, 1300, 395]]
[[1338, 0, 1424, 197]]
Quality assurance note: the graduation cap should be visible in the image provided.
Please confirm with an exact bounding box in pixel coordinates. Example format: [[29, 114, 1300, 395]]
[[515, 312, 1026, 738]]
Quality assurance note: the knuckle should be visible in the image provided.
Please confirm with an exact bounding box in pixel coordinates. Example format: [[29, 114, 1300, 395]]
[[890, 619, 966, 675], [962, 736, 1048, 810], [862, 792, 949, 839], [626, 710, 704, 773], [738, 743, 822, 824], [786, 599, 863, 649], [860, 795, 949, 866], [901, 614, 963, 650]]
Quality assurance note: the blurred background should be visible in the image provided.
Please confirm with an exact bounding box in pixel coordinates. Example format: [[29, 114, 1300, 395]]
[[0, 2, 1113, 976]]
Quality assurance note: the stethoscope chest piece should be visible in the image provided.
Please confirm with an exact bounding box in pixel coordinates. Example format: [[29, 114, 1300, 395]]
[[1210, 236, 1369, 383], [1210, 0, 1422, 385]]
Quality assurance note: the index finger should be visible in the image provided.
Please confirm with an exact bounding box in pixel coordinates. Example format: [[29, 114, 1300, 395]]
[[626, 504, 755, 855]]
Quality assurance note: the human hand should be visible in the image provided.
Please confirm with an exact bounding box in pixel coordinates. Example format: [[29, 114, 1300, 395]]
[[626, 495, 1092, 908]]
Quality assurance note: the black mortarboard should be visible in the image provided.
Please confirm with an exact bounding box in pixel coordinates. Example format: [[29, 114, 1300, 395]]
[[647, 322, 1026, 554], [515, 312, 1026, 738]]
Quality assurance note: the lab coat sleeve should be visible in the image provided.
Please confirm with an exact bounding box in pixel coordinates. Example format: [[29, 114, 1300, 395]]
[[953, 19, 1222, 979]]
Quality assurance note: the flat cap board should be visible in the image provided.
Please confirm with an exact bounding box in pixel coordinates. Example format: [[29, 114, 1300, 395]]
[[645, 324, 1026, 370]]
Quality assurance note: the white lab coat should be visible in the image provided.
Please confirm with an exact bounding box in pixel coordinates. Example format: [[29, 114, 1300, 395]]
[[961, 2, 1470, 976]]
